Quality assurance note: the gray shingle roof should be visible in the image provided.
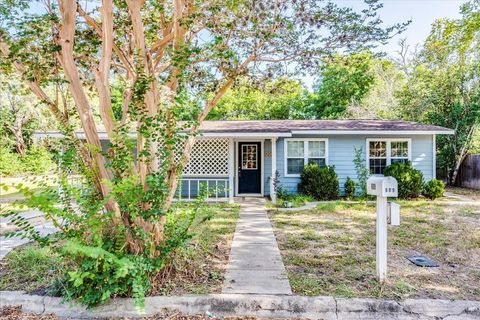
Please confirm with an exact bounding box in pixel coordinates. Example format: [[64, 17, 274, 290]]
[[34, 120, 454, 138], [195, 120, 453, 133]]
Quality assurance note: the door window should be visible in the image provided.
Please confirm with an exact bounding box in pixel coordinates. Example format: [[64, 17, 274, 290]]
[[241, 144, 258, 170]]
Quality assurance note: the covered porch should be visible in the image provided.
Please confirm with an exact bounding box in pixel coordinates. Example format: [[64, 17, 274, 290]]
[[175, 135, 282, 204]]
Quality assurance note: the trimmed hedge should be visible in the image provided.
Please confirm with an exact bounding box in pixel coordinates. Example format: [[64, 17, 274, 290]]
[[299, 164, 339, 200], [383, 162, 424, 199], [422, 179, 445, 200]]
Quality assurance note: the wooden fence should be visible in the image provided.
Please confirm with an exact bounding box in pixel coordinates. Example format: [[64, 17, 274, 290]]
[[456, 154, 480, 190]]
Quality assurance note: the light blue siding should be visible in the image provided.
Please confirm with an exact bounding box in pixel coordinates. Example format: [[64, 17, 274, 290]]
[[105, 134, 435, 198], [411, 135, 434, 181], [276, 134, 435, 196]]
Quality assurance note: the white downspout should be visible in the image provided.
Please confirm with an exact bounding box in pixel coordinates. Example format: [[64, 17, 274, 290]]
[[271, 137, 277, 204], [228, 138, 234, 204]]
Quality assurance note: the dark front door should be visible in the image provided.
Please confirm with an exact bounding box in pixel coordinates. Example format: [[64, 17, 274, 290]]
[[238, 142, 262, 194]]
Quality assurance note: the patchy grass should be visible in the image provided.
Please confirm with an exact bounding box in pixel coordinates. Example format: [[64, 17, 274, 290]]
[[0, 203, 240, 296], [148, 203, 240, 295], [269, 197, 480, 300], [446, 187, 480, 201], [267, 194, 314, 209], [0, 244, 67, 294]]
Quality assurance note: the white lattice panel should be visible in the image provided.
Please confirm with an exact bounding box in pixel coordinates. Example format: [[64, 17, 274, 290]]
[[175, 138, 229, 176]]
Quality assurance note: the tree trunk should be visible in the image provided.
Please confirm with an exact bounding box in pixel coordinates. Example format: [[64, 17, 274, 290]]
[[451, 125, 475, 185], [12, 127, 27, 157]]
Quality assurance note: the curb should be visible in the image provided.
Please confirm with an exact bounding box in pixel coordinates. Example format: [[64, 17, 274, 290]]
[[1, 291, 479, 319]]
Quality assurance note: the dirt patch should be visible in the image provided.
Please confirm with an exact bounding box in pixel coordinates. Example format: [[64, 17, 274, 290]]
[[269, 197, 480, 300], [0, 306, 57, 320]]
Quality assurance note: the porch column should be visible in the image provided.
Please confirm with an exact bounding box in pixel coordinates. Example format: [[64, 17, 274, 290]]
[[228, 138, 234, 203], [271, 137, 277, 204]]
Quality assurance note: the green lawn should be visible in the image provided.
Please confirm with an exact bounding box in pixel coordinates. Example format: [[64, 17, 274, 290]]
[[269, 196, 480, 300], [0, 176, 58, 200], [0, 203, 240, 296]]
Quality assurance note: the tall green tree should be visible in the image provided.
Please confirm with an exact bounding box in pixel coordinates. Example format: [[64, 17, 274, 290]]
[[397, 0, 480, 185], [208, 77, 311, 120], [0, 75, 51, 156], [346, 59, 404, 119], [310, 51, 376, 118]]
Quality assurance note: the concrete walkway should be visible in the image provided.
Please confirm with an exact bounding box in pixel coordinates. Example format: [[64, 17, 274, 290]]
[[222, 198, 292, 295], [0, 221, 57, 259]]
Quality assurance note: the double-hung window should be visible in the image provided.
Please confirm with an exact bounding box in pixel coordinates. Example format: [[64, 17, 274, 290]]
[[367, 139, 411, 175], [285, 139, 328, 176]]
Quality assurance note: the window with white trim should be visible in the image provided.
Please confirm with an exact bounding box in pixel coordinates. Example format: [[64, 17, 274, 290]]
[[285, 139, 328, 176], [367, 139, 411, 175]]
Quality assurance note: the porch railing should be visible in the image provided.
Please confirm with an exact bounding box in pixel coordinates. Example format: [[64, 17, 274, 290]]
[[67, 175, 231, 202], [175, 178, 230, 202]]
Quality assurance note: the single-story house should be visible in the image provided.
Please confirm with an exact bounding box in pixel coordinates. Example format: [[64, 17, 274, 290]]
[[35, 120, 454, 203]]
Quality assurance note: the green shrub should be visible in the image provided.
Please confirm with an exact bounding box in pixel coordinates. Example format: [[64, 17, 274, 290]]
[[344, 177, 355, 199], [23, 147, 55, 174], [353, 147, 369, 198], [0, 147, 24, 176], [383, 162, 424, 199], [0, 146, 54, 176], [299, 164, 339, 200], [276, 185, 290, 201], [422, 179, 445, 200]]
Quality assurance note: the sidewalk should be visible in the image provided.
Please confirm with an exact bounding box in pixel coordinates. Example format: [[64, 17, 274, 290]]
[[0, 222, 57, 259], [222, 198, 292, 295]]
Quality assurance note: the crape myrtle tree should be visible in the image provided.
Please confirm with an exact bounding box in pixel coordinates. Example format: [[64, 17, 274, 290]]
[[0, 0, 405, 306]]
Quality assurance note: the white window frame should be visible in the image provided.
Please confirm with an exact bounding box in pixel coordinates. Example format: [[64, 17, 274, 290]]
[[366, 138, 412, 175], [284, 138, 329, 177]]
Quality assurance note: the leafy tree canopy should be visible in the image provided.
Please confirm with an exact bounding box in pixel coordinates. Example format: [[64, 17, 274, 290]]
[[310, 51, 376, 118], [397, 0, 480, 184], [208, 77, 312, 120]]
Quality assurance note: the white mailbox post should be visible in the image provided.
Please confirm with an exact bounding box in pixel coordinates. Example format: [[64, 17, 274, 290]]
[[367, 176, 399, 282]]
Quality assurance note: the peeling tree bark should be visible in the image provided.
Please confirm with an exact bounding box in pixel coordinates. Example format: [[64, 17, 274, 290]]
[[57, 0, 118, 216]]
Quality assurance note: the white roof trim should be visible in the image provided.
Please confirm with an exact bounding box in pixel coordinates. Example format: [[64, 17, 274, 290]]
[[291, 130, 454, 135], [202, 132, 292, 137]]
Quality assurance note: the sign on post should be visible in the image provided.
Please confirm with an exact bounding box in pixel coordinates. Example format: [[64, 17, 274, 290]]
[[367, 176, 399, 282]]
